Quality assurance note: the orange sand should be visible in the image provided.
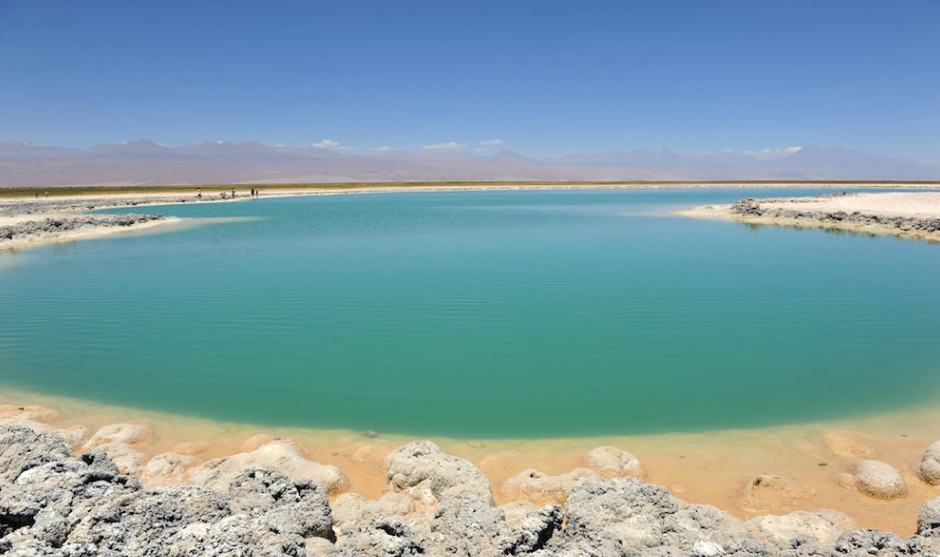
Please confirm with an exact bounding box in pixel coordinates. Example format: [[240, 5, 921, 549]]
[[1, 387, 938, 537]]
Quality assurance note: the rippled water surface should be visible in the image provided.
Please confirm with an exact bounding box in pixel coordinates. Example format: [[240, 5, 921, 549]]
[[2, 188, 939, 437]]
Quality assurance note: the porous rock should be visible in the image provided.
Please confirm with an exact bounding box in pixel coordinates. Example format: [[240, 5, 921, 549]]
[[917, 440, 940, 485], [186, 439, 349, 495], [384, 440, 493, 507], [737, 473, 816, 513], [0, 425, 336, 556], [746, 509, 856, 550], [82, 423, 152, 449], [833, 528, 930, 556], [917, 495, 940, 535], [499, 467, 600, 505], [331, 492, 416, 537], [53, 425, 91, 452], [139, 451, 201, 486], [0, 423, 73, 482], [94, 442, 146, 476], [854, 459, 908, 499], [538, 476, 751, 556], [582, 445, 647, 479], [0, 404, 59, 424]]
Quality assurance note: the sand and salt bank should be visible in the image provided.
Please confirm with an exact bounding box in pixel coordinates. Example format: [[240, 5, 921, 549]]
[[678, 191, 940, 242]]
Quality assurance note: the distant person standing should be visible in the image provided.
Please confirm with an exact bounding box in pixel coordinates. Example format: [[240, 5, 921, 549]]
[[231, 187, 236, 199], [196, 187, 202, 199]]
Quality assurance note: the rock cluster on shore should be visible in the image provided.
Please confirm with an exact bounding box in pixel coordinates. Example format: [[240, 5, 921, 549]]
[[0, 195, 201, 248], [3, 425, 940, 556], [729, 196, 940, 239], [0, 213, 167, 246]]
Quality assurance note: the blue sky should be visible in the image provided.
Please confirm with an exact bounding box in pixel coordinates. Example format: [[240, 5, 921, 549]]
[[1, 0, 938, 162]]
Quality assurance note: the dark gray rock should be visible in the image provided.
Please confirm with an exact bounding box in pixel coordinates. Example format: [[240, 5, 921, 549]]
[[0, 424, 73, 482], [228, 468, 333, 539], [5, 425, 940, 557], [0, 425, 335, 556], [329, 516, 425, 557]]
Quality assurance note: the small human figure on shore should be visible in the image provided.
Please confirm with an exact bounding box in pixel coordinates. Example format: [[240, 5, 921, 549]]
[[231, 187, 236, 199], [197, 187, 202, 199], [221, 192, 227, 199], [44, 191, 48, 197]]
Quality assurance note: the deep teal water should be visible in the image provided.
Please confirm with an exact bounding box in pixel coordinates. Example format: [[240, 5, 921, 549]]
[[1, 188, 939, 438]]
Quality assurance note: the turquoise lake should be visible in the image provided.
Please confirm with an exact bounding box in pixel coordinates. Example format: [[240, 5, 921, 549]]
[[1, 188, 939, 438]]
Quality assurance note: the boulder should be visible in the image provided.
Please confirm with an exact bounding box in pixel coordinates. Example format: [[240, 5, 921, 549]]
[[0, 424, 73, 483], [833, 528, 918, 556], [139, 452, 201, 486], [499, 467, 600, 505], [240, 433, 280, 452], [582, 445, 647, 479], [226, 467, 333, 539], [53, 426, 91, 452], [0, 405, 58, 424], [94, 442, 146, 476], [917, 440, 940, 485], [854, 460, 908, 499], [747, 509, 856, 550], [82, 423, 152, 449], [737, 474, 816, 513], [918, 496, 940, 535], [332, 492, 416, 536], [384, 440, 493, 507], [498, 500, 542, 527], [539, 476, 751, 556], [171, 440, 211, 455], [186, 439, 349, 495]]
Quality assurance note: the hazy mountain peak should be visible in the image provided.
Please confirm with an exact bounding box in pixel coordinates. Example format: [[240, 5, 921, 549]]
[[0, 139, 936, 186]]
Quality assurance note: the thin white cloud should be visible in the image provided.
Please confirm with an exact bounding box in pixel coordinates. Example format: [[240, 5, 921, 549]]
[[723, 146, 803, 159], [374, 146, 391, 152], [423, 141, 466, 150], [480, 139, 503, 146], [312, 139, 352, 151]]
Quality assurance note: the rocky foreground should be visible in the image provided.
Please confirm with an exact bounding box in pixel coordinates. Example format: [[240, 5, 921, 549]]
[[3, 425, 940, 556]]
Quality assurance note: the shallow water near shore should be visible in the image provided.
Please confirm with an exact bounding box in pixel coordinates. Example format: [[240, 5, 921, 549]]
[[1, 187, 940, 438]]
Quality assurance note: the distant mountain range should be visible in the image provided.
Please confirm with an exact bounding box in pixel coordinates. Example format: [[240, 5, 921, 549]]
[[1, 140, 937, 187]]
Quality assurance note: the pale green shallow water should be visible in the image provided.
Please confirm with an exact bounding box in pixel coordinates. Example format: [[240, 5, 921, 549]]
[[1, 188, 939, 438]]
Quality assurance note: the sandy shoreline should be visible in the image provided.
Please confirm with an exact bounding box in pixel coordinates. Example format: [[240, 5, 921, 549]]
[[2, 182, 939, 250], [2, 387, 940, 537], [2, 184, 940, 539]]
